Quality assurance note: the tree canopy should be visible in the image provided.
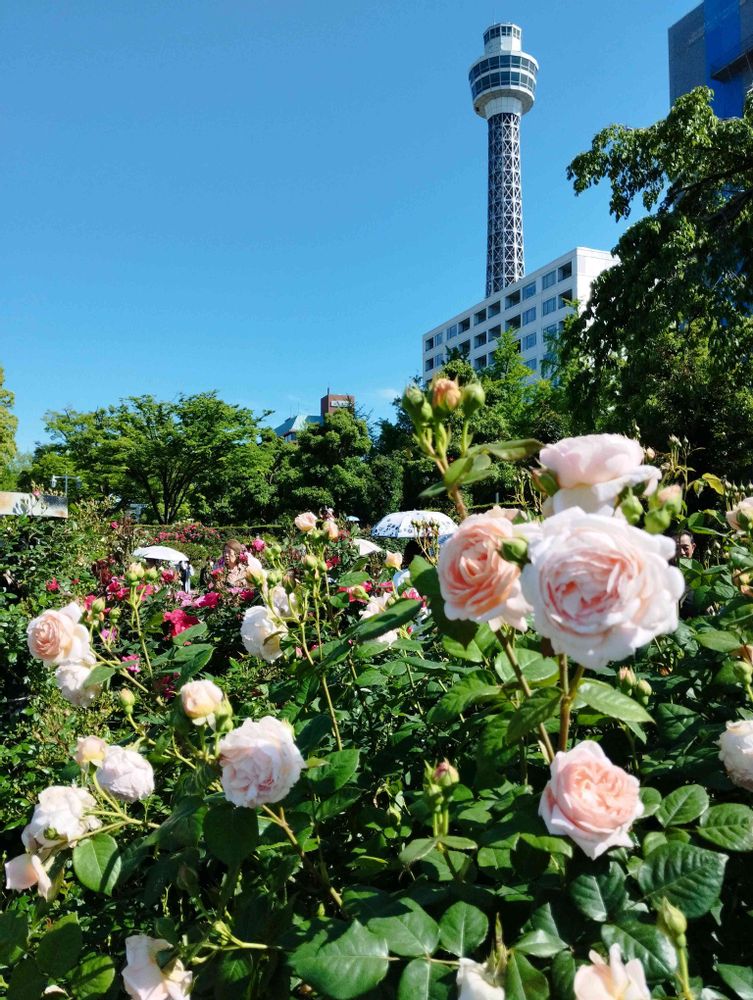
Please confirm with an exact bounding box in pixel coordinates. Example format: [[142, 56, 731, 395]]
[[0, 366, 18, 481]]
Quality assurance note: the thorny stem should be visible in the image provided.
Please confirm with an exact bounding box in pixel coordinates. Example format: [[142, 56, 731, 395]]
[[261, 805, 343, 911], [320, 674, 343, 752], [496, 629, 555, 764], [558, 662, 585, 753], [676, 944, 695, 1000]]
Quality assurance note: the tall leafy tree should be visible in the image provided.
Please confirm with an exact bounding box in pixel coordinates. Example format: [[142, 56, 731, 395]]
[[556, 88, 753, 476], [0, 366, 18, 480]]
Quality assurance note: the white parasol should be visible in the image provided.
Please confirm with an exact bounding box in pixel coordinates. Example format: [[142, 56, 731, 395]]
[[371, 510, 457, 539], [132, 545, 189, 564]]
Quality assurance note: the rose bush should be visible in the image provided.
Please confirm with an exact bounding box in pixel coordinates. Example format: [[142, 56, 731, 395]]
[[1, 391, 752, 999]]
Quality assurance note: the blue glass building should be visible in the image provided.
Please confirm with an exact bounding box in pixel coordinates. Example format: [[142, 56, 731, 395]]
[[669, 0, 753, 118]]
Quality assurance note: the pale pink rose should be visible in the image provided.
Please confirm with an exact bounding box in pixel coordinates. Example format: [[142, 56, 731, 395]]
[[521, 508, 684, 671], [240, 606, 287, 662], [726, 497, 753, 531], [385, 551, 403, 570], [359, 592, 399, 645], [574, 945, 650, 1000], [218, 716, 304, 808], [718, 719, 753, 791], [322, 519, 340, 541], [270, 584, 298, 620], [437, 507, 531, 631], [27, 603, 91, 665], [97, 746, 154, 802], [244, 554, 267, 584], [22, 785, 100, 854], [180, 679, 224, 726], [540, 434, 660, 516], [75, 735, 108, 766], [5, 853, 53, 900], [539, 741, 643, 859], [657, 484, 682, 505], [294, 511, 317, 532], [456, 959, 506, 999], [122, 935, 192, 1000], [55, 660, 101, 707]]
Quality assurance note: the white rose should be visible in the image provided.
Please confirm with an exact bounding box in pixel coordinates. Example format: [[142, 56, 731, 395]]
[[244, 554, 267, 585], [718, 719, 753, 790], [98, 746, 154, 802], [385, 551, 403, 570], [55, 659, 100, 707], [456, 959, 506, 999], [294, 511, 317, 532], [574, 945, 650, 1000], [521, 508, 684, 672], [359, 593, 399, 645], [240, 606, 287, 662], [540, 434, 660, 517], [270, 584, 298, 620], [179, 679, 224, 726], [727, 497, 753, 531], [75, 735, 109, 766], [322, 519, 340, 541], [4, 853, 53, 900], [22, 785, 100, 854], [218, 716, 304, 808], [27, 602, 91, 666], [122, 935, 192, 1000]]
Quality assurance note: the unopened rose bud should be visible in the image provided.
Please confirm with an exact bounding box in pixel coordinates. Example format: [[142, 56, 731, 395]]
[[431, 378, 462, 415], [385, 551, 402, 570], [736, 645, 753, 667], [145, 567, 159, 582], [119, 688, 136, 714], [618, 667, 636, 692], [620, 493, 644, 525], [531, 468, 559, 496], [644, 508, 672, 534], [125, 562, 145, 584], [322, 520, 339, 542], [635, 679, 652, 704], [303, 554, 319, 572], [500, 536, 528, 565], [657, 483, 683, 515], [645, 447, 656, 461], [402, 385, 432, 427], [432, 760, 459, 788], [657, 897, 687, 942], [108, 607, 121, 621], [461, 382, 485, 417], [91, 597, 106, 614], [734, 660, 753, 684]]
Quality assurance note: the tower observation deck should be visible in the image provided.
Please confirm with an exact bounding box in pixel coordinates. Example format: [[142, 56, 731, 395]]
[[469, 23, 538, 295]]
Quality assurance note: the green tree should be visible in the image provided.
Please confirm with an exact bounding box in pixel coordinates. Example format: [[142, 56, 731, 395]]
[[44, 393, 261, 523], [0, 366, 18, 480], [556, 88, 753, 476]]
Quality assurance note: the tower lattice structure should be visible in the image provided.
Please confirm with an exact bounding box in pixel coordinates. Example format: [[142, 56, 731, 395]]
[[469, 23, 538, 295]]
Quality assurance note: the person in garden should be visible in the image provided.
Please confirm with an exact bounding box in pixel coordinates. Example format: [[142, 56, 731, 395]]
[[673, 530, 700, 619], [217, 538, 248, 587]]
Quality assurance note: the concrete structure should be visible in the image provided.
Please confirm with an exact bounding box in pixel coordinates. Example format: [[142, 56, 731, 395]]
[[274, 391, 355, 442], [421, 248, 614, 379], [469, 23, 539, 294], [669, 0, 753, 118]]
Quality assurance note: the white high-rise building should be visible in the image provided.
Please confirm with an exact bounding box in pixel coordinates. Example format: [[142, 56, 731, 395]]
[[421, 247, 615, 379], [419, 23, 616, 379]]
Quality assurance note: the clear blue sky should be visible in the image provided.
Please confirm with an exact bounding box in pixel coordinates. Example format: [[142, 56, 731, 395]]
[[4, 0, 694, 452]]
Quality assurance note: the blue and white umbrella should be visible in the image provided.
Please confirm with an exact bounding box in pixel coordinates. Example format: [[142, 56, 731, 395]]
[[371, 509, 457, 539]]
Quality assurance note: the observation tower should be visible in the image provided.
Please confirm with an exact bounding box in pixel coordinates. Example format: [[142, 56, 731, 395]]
[[469, 23, 538, 295]]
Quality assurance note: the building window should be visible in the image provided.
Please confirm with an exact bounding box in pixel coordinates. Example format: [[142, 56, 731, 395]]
[[474, 332, 487, 348], [459, 340, 470, 357], [525, 357, 538, 371], [488, 300, 501, 317], [446, 323, 457, 339], [522, 306, 536, 325], [458, 317, 471, 334], [558, 261, 573, 281], [425, 336, 434, 351], [473, 308, 486, 325], [522, 280, 536, 299], [524, 332, 537, 350], [506, 314, 521, 332], [425, 358, 434, 372], [434, 331, 443, 345], [488, 324, 501, 341], [542, 269, 556, 289], [558, 289, 573, 309], [474, 355, 486, 371], [542, 296, 557, 316], [505, 289, 521, 308]]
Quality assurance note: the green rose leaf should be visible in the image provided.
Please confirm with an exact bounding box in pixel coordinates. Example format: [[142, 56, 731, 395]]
[[0, 911, 28, 965], [400, 837, 440, 866], [656, 785, 709, 828], [427, 671, 501, 725], [505, 950, 550, 1000], [717, 964, 753, 1000], [601, 922, 678, 982], [307, 749, 360, 794], [7, 957, 46, 1000], [409, 557, 478, 646], [569, 863, 627, 922], [637, 843, 727, 918], [368, 904, 440, 957], [69, 953, 118, 999], [397, 959, 454, 1000], [506, 690, 560, 744], [204, 802, 259, 867], [577, 679, 653, 723], [291, 921, 389, 1000], [349, 598, 421, 643], [438, 901, 488, 957], [84, 664, 116, 687], [72, 833, 122, 896], [156, 796, 207, 849], [695, 629, 743, 652], [479, 438, 543, 461], [36, 914, 82, 976], [639, 787, 662, 818], [515, 929, 567, 957], [698, 804, 753, 852]]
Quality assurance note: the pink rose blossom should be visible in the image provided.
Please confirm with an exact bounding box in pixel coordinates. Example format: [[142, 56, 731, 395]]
[[218, 716, 304, 808], [521, 508, 684, 671], [122, 935, 192, 1000], [294, 511, 317, 532], [163, 609, 200, 637], [195, 591, 220, 609], [46, 578, 60, 593], [539, 741, 643, 859], [437, 507, 531, 631], [573, 945, 650, 1000], [27, 603, 91, 666], [251, 537, 266, 552], [727, 496, 753, 531], [4, 853, 53, 901]]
